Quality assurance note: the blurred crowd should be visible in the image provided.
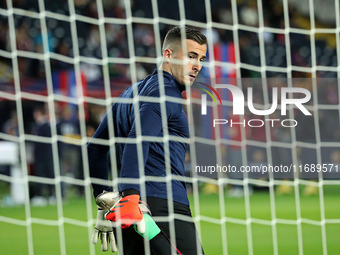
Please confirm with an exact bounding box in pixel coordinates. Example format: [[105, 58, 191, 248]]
[[0, 102, 102, 205], [0, 0, 339, 82], [0, 0, 339, 203]]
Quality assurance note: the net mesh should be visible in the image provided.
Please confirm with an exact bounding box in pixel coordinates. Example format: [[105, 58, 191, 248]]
[[0, 0, 340, 254]]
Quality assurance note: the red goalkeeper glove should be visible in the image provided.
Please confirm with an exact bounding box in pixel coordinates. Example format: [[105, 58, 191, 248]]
[[106, 194, 144, 232]]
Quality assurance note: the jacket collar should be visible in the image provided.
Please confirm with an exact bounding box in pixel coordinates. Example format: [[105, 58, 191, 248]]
[[152, 69, 186, 92]]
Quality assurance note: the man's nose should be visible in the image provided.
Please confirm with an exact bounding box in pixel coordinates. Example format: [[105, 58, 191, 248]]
[[192, 60, 201, 72]]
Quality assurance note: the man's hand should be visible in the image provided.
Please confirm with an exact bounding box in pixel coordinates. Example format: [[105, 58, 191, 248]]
[[106, 194, 144, 232], [92, 209, 117, 252]]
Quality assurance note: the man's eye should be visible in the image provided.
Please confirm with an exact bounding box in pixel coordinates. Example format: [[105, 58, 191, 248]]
[[189, 55, 195, 59]]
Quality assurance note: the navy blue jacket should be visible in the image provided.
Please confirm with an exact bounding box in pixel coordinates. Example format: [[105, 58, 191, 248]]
[[87, 70, 190, 205]]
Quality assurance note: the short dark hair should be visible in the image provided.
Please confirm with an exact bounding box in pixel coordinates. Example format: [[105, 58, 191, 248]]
[[162, 26, 207, 52]]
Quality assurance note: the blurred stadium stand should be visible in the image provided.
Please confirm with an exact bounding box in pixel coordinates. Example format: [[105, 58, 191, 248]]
[[0, 0, 339, 181]]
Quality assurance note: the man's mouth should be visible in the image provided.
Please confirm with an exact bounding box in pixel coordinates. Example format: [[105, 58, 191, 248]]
[[189, 74, 196, 79]]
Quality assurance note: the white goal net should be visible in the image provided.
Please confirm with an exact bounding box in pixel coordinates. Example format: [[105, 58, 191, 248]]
[[0, 0, 340, 254]]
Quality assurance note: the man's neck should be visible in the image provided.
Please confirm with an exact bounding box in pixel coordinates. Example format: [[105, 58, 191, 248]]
[[159, 62, 171, 75]]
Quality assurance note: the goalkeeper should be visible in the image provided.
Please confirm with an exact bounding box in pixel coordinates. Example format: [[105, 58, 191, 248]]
[[87, 26, 207, 254]]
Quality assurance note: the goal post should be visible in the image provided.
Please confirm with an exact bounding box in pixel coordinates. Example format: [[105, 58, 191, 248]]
[[0, 0, 340, 255]]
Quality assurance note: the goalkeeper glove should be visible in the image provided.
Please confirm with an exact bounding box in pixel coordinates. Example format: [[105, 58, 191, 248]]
[[92, 209, 117, 252], [106, 194, 145, 233], [92, 191, 121, 252]]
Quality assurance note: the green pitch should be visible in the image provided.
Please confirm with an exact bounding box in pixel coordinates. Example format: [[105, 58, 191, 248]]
[[0, 185, 339, 255]]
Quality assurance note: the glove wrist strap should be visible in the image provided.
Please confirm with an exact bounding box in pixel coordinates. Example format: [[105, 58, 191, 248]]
[[121, 189, 140, 197]]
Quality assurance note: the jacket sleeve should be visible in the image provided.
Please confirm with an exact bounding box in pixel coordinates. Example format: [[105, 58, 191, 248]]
[[118, 87, 181, 193], [87, 105, 115, 198]]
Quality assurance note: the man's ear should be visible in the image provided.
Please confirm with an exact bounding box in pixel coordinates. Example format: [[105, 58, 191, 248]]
[[163, 48, 172, 62]]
